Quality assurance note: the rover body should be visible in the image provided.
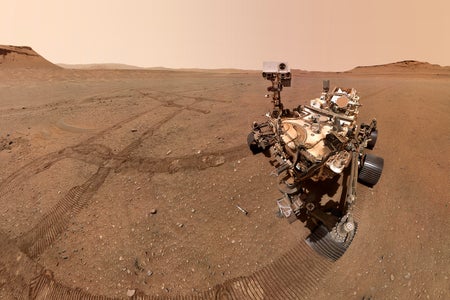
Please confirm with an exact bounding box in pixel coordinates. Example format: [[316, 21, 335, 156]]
[[248, 62, 384, 260]]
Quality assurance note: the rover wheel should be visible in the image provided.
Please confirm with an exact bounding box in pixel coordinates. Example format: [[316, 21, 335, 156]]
[[247, 132, 263, 154], [358, 153, 384, 187], [367, 130, 378, 150], [305, 223, 356, 261]]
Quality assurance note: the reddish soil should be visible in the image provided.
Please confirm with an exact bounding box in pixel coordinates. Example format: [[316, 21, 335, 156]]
[[0, 47, 448, 299]]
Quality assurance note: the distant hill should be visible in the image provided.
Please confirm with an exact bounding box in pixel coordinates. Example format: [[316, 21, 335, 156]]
[[0, 45, 59, 69], [2, 46, 449, 75], [348, 60, 450, 74], [58, 63, 143, 70], [58, 64, 258, 73]]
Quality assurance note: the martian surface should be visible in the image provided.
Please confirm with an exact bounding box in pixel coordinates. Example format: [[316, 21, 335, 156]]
[[0, 46, 449, 299]]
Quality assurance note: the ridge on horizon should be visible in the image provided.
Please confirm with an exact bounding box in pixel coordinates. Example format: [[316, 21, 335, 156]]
[[0, 45, 60, 69], [1, 45, 449, 74]]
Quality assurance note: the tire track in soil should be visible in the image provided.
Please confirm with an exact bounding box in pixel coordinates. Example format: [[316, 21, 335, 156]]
[[4, 93, 241, 259], [5, 162, 350, 298], [0, 150, 67, 197], [114, 109, 184, 158], [0, 85, 359, 299], [25, 235, 334, 300], [12, 108, 184, 258], [116, 144, 248, 175], [0, 101, 164, 192], [138, 89, 232, 106], [0, 231, 44, 299], [82, 104, 167, 145], [0, 97, 178, 192], [16, 167, 110, 258]]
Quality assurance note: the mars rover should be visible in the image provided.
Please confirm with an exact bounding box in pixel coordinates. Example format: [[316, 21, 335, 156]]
[[248, 62, 384, 260]]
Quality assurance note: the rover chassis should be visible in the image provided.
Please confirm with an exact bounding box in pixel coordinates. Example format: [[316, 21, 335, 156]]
[[248, 62, 384, 260]]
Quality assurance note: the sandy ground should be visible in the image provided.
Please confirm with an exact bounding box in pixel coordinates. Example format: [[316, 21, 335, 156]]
[[0, 54, 449, 299]]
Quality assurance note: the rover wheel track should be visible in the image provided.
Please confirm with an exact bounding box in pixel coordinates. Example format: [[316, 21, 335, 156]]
[[0, 86, 363, 299], [24, 236, 333, 300], [16, 167, 111, 258]]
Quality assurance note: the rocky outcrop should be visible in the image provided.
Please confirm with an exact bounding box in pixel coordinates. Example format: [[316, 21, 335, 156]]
[[0, 45, 59, 68]]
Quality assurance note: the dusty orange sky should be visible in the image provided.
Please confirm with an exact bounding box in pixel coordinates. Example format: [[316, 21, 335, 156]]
[[2, 0, 449, 71]]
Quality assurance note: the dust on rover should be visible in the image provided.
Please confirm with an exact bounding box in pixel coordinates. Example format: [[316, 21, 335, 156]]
[[247, 62, 384, 260]]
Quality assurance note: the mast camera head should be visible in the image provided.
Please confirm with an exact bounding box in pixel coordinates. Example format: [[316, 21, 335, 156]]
[[262, 61, 291, 87]]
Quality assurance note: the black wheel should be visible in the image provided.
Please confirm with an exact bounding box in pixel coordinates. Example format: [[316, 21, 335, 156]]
[[367, 130, 378, 150], [247, 132, 262, 154], [358, 153, 384, 187]]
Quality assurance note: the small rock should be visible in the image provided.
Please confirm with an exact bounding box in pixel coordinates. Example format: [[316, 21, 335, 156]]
[[119, 256, 124, 261], [177, 223, 184, 228], [191, 209, 196, 213], [390, 274, 395, 281], [131, 129, 138, 132], [147, 270, 153, 276], [168, 159, 181, 173], [404, 272, 411, 279], [202, 155, 225, 167], [126, 289, 135, 297], [150, 209, 157, 215], [166, 150, 172, 155]]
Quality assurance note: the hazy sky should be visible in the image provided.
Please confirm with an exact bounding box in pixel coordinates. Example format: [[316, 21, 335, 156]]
[[2, 0, 449, 71]]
